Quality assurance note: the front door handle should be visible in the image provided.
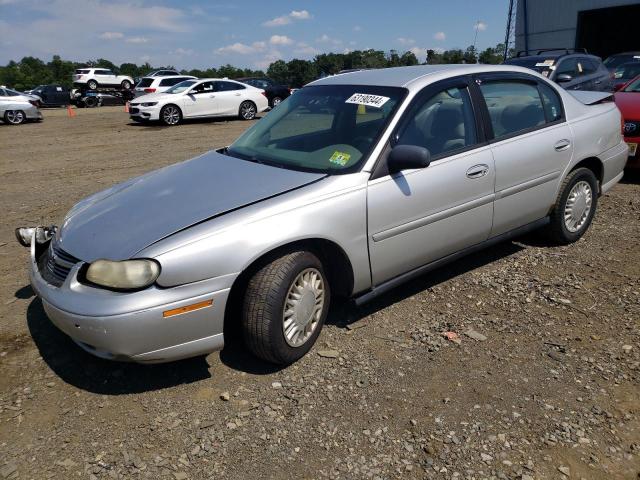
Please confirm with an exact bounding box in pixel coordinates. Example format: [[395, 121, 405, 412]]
[[466, 164, 489, 179], [554, 139, 571, 151]]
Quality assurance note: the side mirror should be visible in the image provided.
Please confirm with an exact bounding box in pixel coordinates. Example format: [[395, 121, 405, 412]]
[[388, 145, 431, 173], [556, 73, 573, 83]]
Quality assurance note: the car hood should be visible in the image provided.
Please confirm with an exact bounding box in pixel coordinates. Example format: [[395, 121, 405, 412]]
[[614, 92, 640, 116], [133, 92, 174, 103], [58, 151, 326, 261]]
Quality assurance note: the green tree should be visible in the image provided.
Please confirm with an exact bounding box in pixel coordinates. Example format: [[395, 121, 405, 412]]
[[267, 60, 289, 84], [463, 46, 477, 64], [400, 51, 419, 66]]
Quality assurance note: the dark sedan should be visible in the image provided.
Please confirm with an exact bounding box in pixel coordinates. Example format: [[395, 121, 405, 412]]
[[236, 77, 290, 108]]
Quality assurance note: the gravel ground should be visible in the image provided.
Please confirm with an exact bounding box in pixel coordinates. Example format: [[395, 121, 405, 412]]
[[0, 107, 638, 480]]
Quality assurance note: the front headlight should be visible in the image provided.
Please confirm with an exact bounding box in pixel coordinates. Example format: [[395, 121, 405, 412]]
[[86, 259, 160, 290], [140, 102, 158, 107]]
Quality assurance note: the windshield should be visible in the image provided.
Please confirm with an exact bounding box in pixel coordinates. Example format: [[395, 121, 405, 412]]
[[504, 57, 556, 77], [623, 76, 640, 92], [228, 84, 406, 173], [165, 80, 197, 94], [604, 55, 640, 69], [4, 88, 24, 96], [614, 63, 640, 80]]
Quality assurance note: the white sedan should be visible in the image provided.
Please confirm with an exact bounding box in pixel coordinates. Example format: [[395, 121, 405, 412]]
[[129, 78, 269, 125]]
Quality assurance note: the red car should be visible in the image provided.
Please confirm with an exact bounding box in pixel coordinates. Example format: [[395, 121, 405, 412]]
[[615, 74, 640, 169]]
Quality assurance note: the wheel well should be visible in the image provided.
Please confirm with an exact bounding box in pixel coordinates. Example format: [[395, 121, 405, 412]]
[[223, 239, 355, 340], [571, 157, 603, 188]]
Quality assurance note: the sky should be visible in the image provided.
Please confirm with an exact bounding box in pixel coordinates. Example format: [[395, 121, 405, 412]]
[[0, 0, 509, 69]]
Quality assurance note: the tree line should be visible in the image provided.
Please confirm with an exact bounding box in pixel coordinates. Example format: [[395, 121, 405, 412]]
[[0, 44, 509, 91]]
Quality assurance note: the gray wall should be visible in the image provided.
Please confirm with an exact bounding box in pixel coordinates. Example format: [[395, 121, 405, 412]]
[[515, 0, 639, 53]]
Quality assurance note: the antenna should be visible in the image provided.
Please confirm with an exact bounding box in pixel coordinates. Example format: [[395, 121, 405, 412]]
[[504, 0, 518, 60]]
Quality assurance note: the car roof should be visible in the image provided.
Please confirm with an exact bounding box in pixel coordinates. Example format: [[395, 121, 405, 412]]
[[309, 64, 546, 89], [144, 75, 195, 80]]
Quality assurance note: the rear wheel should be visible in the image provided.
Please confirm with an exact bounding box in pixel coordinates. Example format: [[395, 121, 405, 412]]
[[242, 251, 330, 365], [160, 104, 182, 126], [239, 100, 257, 120], [271, 96, 282, 108], [87, 80, 98, 90], [545, 167, 598, 244], [4, 110, 26, 125], [83, 96, 98, 108]]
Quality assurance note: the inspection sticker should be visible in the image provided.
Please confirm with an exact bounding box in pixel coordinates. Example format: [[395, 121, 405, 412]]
[[535, 59, 555, 67], [345, 93, 390, 108], [329, 151, 351, 166]]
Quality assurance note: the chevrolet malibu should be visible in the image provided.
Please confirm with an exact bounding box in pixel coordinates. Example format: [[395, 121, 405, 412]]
[[18, 65, 627, 365]]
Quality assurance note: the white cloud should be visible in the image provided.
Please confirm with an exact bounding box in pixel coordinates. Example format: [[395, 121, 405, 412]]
[[396, 37, 415, 46], [289, 10, 311, 20], [263, 10, 312, 27], [294, 42, 319, 56], [317, 34, 341, 46], [353, 25, 362, 32], [215, 41, 266, 55], [476, 21, 488, 31], [270, 35, 293, 46], [409, 46, 444, 60], [100, 31, 124, 40], [433, 31, 446, 41], [126, 36, 148, 44], [170, 48, 194, 56], [254, 50, 283, 69]]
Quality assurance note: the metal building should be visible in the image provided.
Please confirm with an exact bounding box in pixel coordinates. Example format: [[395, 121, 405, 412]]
[[514, 0, 640, 59]]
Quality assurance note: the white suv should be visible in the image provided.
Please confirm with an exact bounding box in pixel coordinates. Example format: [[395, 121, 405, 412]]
[[73, 68, 134, 90], [134, 75, 197, 98]]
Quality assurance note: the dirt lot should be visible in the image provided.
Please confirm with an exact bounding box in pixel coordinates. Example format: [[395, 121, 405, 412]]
[[0, 107, 638, 480]]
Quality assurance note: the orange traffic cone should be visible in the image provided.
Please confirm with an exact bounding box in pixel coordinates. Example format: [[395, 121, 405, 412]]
[[67, 104, 76, 118], [124, 101, 129, 113]]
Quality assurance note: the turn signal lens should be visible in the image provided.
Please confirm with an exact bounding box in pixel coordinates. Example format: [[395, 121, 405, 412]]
[[86, 259, 160, 290]]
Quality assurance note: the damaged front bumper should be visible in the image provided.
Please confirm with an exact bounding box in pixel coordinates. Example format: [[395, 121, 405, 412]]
[[21, 226, 230, 363]]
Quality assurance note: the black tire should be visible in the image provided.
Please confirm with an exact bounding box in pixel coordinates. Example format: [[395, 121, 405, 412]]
[[239, 100, 257, 120], [4, 110, 26, 125], [87, 80, 98, 90], [545, 167, 598, 244], [270, 96, 282, 108], [160, 104, 182, 126], [83, 96, 98, 108], [121, 80, 131, 90], [242, 251, 331, 365]]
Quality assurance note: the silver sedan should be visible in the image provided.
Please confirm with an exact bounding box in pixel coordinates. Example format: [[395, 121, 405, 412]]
[[18, 65, 627, 364]]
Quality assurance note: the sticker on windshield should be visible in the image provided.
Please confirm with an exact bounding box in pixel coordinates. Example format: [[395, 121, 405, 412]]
[[535, 59, 555, 67], [345, 93, 390, 108], [329, 151, 351, 166]]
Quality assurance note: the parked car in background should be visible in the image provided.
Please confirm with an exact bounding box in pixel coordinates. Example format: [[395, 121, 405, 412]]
[[0, 98, 42, 124], [237, 77, 290, 107], [614, 74, 640, 169], [25, 85, 71, 106], [604, 51, 640, 71], [612, 62, 640, 91], [504, 49, 612, 91], [134, 75, 197, 98], [18, 65, 627, 365], [146, 69, 181, 77], [73, 68, 134, 90], [129, 78, 268, 125], [73, 90, 133, 108]]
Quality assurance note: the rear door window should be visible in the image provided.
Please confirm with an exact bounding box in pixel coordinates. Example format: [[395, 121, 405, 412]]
[[555, 58, 580, 77], [538, 83, 564, 122], [216, 81, 245, 91], [479, 81, 546, 139]]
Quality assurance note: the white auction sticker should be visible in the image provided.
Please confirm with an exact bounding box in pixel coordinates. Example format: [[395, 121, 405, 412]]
[[345, 93, 390, 108]]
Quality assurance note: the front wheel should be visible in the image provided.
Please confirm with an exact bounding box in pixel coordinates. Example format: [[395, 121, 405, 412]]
[[160, 104, 182, 126], [239, 100, 257, 120], [121, 80, 131, 90], [87, 80, 98, 90], [4, 110, 26, 125], [545, 167, 598, 244], [242, 251, 330, 365]]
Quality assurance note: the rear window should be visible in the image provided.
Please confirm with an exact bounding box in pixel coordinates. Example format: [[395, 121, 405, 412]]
[[75, 69, 90, 74], [137, 78, 154, 88]]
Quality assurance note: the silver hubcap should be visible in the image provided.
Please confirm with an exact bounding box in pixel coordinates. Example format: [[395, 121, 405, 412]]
[[282, 268, 325, 348], [241, 102, 256, 119], [564, 180, 592, 233], [6, 111, 24, 124], [272, 98, 281, 107], [163, 106, 180, 125]]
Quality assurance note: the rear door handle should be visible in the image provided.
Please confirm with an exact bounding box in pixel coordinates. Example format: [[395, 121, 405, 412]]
[[554, 139, 571, 151], [466, 164, 489, 179]]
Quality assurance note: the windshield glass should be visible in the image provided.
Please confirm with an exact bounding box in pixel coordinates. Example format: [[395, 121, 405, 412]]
[[604, 55, 640, 69], [623, 77, 640, 92], [504, 57, 556, 77], [165, 80, 197, 94], [614, 63, 640, 80], [228, 85, 405, 173]]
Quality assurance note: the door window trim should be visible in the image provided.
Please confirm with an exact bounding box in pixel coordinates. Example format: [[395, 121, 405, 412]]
[[471, 72, 566, 144], [370, 75, 486, 180]]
